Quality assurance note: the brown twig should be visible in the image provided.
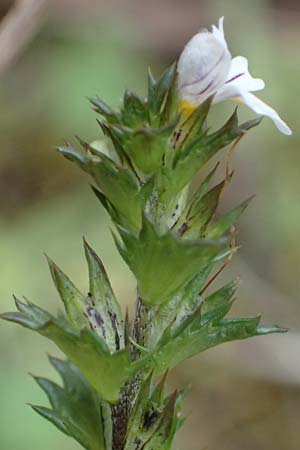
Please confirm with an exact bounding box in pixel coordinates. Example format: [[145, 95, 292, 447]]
[[0, 0, 48, 76]]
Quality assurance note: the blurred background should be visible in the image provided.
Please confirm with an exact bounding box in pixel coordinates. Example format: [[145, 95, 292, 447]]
[[0, 0, 299, 449]]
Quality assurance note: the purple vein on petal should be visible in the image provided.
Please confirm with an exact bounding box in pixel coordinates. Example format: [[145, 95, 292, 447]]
[[180, 49, 226, 89], [225, 72, 245, 84]]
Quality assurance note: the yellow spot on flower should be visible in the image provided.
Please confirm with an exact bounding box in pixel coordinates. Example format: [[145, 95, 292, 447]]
[[232, 97, 243, 104], [178, 100, 197, 119]]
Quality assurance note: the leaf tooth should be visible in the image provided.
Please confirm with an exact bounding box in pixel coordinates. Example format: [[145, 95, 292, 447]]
[[45, 255, 86, 329], [83, 238, 123, 350], [205, 194, 256, 239], [56, 145, 88, 166], [83, 238, 111, 295], [257, 325, 289, 335], [29, 404, 69, 435], [1, 296, 50, 329], [14, 296, 28, 314], [47, 355, 69, 385], [31, 375, 64, 410], [0, 311, 37, 329]]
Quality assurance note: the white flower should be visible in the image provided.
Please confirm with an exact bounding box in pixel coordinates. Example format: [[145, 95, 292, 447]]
[[177, 17, 292, 136]]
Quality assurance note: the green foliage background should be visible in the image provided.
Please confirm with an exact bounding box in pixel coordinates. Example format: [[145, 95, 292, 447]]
[[0, 1, 299, 449]]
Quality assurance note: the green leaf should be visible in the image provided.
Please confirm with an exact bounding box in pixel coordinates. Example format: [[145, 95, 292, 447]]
[[180, 178, 229, 239], [147, 68, 156, 115], [205, 196, 254, 239], [1, 298, 132, 403], [58, 139, 148, 231], [160, 71, 178, 126], [174, 95, 213, 151], [144, 264, 211, 350], [148, 63, 177, 125], [97, 120, 128, 165], [90, 153, 142, 228], [31, 405, 68, 434], [168, 248, 237, 336], [31, 356, 106, 450], [122, 90, 148, 128], [84, 238, 124, 351], [201, 280, 238, 316], [125, 374, 182, 450], [142, 391, 177, 450], [46, 256, 88, 329], [174, 163, 219, 232], [120, 121, 176, 174], [57, 144, 89, 166], [157, 110, 261, 205], [151, 312, 287, 375], [91, 185, 123, 227], [89, 97, 121, 124], [117, 215, 226, 306]]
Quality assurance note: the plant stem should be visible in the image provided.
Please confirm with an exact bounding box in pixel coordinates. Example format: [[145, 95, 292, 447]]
[[111, 297, 149, 450]]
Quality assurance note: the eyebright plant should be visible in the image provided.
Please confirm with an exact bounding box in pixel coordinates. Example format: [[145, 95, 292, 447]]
[[1, 17, 291, 450]]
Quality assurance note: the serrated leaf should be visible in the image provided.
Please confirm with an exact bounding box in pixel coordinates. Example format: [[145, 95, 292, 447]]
[[151, 314, 286, 375], [146, 265, 211, 349], [174, 95, 213, 151], [122, 90, 148, 128], [57, 144, 89, 166], [31, 405, 68, 434], [89, 97, 121, 124], [117, 215, 226, 306], [32, 357, 106, 450], [121, 124, 172, 174], [59, 141, 147, 231], [170, 247, 237, 334], [1, 299, 133, 403], [180, 178, 228, 239], [148, 64, 176, 112], [174, 163, 219, 235], [201, 280, 238, 316], [84, 238, 124, 351], [205, 196, 254, 239], [157, 110, 260, 206], [89, 153, 143, 230]]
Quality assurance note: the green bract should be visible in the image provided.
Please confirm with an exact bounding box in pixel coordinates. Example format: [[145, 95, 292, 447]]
[[115, 215, 226, 306], [1, 62, 287, 450], [31, 356, 106, 450]]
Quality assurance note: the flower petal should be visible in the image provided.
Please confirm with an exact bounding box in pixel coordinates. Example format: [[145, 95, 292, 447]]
[[177, 17, 231, 106], [211, 16, 227, 46], [239, 92, 292, 135], [227, 56, 265, 91], [214, 56, 265, 103]]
